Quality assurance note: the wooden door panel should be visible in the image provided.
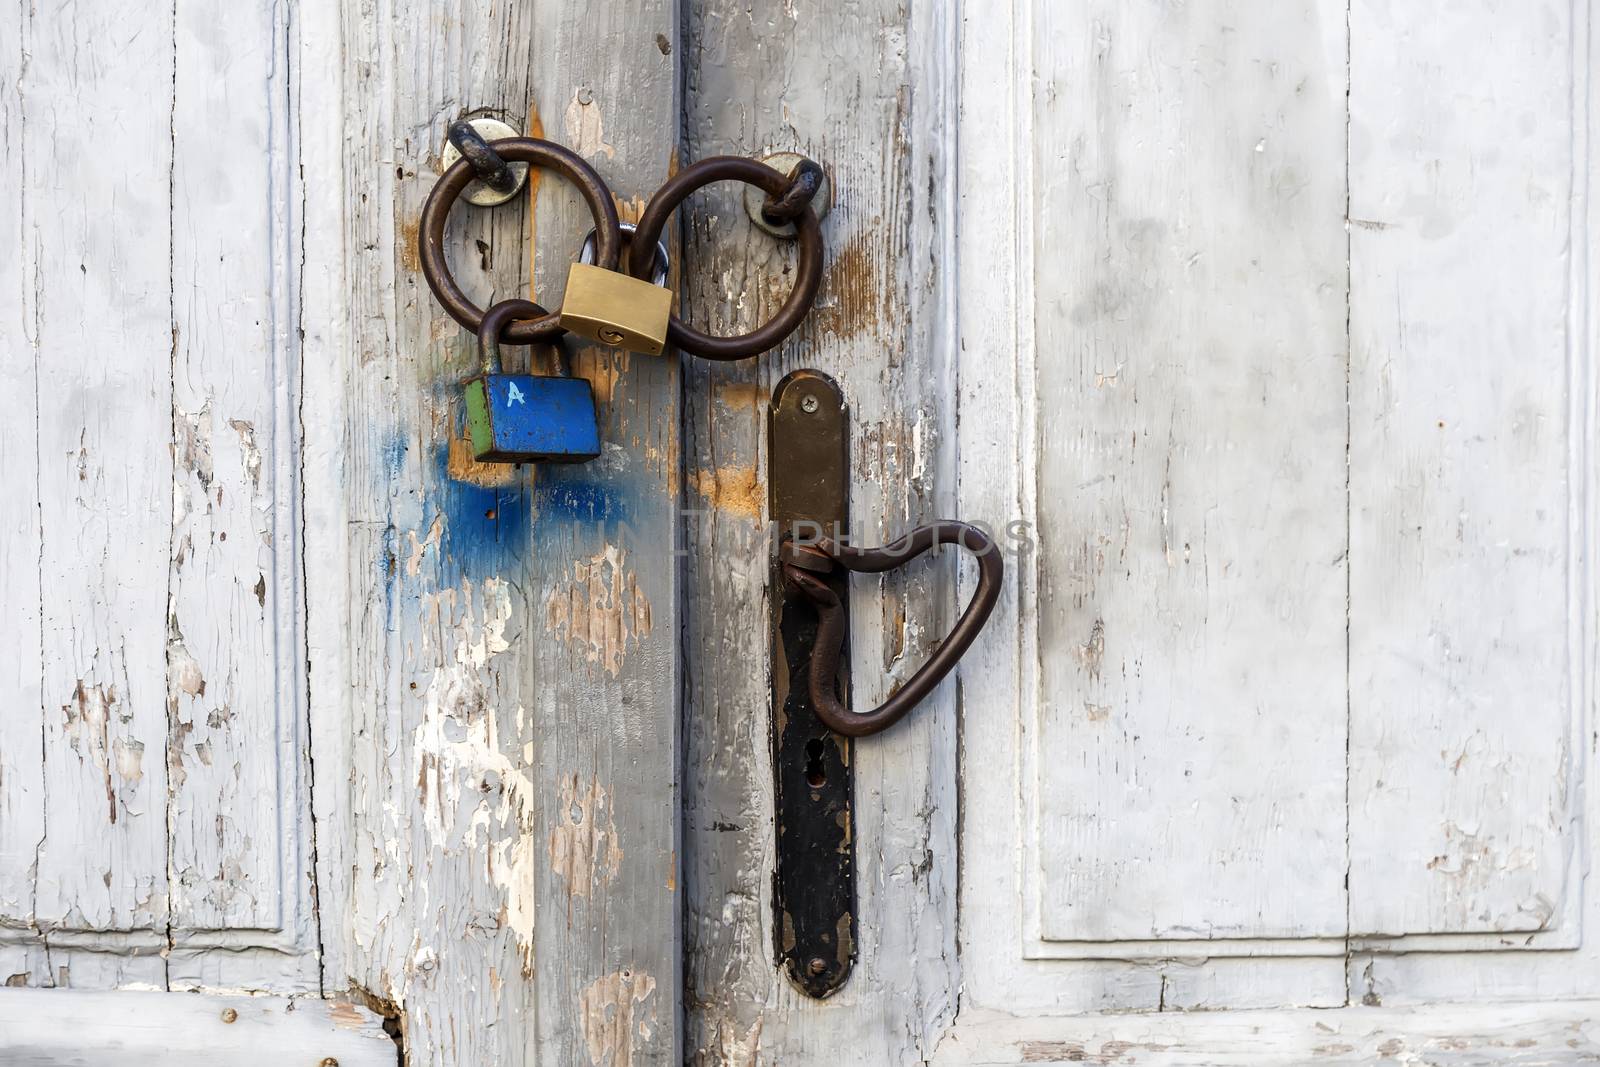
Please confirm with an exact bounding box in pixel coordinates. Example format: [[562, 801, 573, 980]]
[[1, 0, 316, 993], [1347, 0, 1584, 944], [299, 0, 681, 1062], [1029, 0, 1351, 948], [957, 0, 1598, 1021]]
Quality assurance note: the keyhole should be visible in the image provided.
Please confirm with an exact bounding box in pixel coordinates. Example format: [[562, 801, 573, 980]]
[[804, 738, 827, 788]]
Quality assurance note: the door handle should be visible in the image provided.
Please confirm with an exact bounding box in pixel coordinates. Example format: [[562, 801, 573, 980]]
[[767, 370, 1003, 998], [780, 522, 1003, 737]]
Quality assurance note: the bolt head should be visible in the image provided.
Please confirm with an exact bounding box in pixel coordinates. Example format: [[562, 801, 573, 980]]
[[800, 394, 820, 414], [220, 1007, 238, 1024]]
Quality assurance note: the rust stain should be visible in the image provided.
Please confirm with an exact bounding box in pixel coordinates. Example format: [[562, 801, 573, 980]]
[[399, 217, 422, 274], [526, 101, 546, 306], [715, 381, 761, 413], [813, 231, 886, 339], [547, 772, 624, 906], [688, 463, 762, 521]]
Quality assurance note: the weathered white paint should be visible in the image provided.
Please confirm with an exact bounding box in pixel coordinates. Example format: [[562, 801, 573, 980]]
[[1028, 0, 1350, 949], [1346, 0, 1584, 946], [1, 0, 316, 997], [930, 1001, 1600, 1066], [28, 0, 174, 950], [298, 0, 681, 1063], [0, 989, 392, 1067], [678, 0, 961, 1063], [953, 0, 1599, 1035]]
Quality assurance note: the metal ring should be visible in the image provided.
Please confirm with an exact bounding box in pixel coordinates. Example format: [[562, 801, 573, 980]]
[[627, 156, 824, 361], [476, 298, 551, 376], [580, 223, 669, 287], [419, 137, 621, 344]]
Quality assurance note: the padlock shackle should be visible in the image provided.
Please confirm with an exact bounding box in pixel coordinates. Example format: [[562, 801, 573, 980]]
[[477, 299, 551, 376]]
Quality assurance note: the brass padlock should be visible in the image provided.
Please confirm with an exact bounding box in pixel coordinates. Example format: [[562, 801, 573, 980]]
[[558, 223, 673, 356]]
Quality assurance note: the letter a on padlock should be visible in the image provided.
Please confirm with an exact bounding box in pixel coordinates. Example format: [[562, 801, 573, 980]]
[[463, 299, 602, 464]]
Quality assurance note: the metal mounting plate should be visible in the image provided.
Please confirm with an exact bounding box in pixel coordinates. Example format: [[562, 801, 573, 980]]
[[769, 369, 856, 998]]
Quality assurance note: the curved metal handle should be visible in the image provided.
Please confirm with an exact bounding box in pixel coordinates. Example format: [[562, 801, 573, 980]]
[[781, 521, 1004, 737]]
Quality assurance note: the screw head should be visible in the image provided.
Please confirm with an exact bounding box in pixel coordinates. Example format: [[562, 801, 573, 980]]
[[220, 1007, 238, 1024], [800, 394, 820, 414], [321, 1059, 340, 1067], [807, 957, 828, 976]]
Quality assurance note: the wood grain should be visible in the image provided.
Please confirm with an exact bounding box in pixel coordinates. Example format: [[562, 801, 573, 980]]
[[301, 0, 681, 1062], [1347, 0, 1584, 942], [1, 0, 318, 996], [1028, 0, 1351, 945], [931, 1002, 1600, 1066], [678, 0, 960, 1062], [0, 989, 393, 1067]]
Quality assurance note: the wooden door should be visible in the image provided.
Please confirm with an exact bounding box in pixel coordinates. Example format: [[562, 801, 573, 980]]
[[1, 0, 681, 1064], [678, 1, 1600, 1064]]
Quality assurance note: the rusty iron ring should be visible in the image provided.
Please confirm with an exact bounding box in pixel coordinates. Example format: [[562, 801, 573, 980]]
[[761, 158, 826, 225], [780, 521, 1004, 738], [627, 156, 824, 361], [419, 137, 621, 344]]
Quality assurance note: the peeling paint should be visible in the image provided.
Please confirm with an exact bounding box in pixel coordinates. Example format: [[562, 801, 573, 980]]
[[548, 772, 624, 902], [564, 86, 616, 159], [544, 544, 652, 677], [112, 737, 145, 784], [227, 418, 263, 489], [579, 968, 657, 1067], [689, 464, 762, 521], [412, 577, 540, 959]]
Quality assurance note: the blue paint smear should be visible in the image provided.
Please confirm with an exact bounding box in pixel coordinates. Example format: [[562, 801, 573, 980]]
[[428, 448, 534, 581], [534, 468, 632, 527]]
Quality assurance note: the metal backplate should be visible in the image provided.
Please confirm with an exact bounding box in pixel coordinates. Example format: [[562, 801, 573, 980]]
[[439, 116, 528, 207], [745, 151, 834, 238], [769, 369, 855, 998]]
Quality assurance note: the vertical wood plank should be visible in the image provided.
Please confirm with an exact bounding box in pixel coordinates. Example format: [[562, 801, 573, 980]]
[[1028, 0, 1351, 943], [306, 0, 680, 1062], [524, 8, 681, 1066], [166, 0, 299, 940], [1348, 0, 1583, 938], [28, 0, 175, 940], [320, 2, 551, 1060], [0, 0, 44, 940], [680, 0, 959, 1061]]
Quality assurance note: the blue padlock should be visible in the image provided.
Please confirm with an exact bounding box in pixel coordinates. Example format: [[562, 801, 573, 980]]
[[463, 299, 602, 464]]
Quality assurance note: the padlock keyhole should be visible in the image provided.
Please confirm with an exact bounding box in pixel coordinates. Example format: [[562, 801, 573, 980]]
[[804, 738, 827, 788]]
